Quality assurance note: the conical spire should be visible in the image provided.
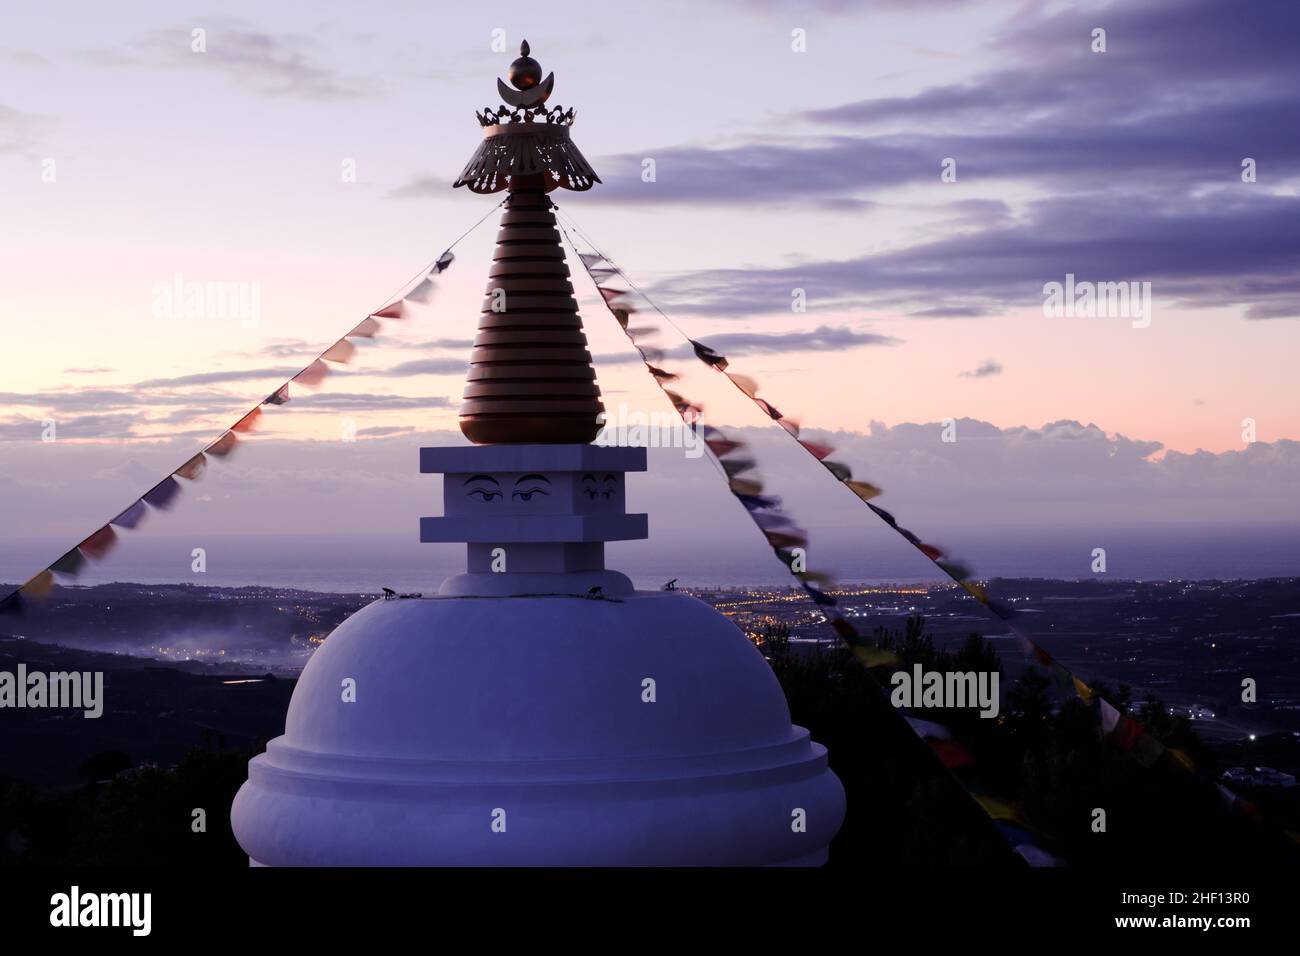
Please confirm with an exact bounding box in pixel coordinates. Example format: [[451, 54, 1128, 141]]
[[454, 42, 604, 444]]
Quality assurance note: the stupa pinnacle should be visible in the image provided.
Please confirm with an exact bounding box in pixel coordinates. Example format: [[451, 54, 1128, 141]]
[[455, 41, 604, 445]]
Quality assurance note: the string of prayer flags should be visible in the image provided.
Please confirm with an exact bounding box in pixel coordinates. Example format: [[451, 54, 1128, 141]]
[[558, 213, 1286, 860], [559, 224, 902, 680], [1, 243, 465, 615]]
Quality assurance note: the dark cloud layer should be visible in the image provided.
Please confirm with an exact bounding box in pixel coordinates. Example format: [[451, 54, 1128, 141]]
[[467, 0, 1300, 322]]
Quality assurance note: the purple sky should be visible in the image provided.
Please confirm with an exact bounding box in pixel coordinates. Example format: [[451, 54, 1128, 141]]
[[2, 0, 1299, 581]]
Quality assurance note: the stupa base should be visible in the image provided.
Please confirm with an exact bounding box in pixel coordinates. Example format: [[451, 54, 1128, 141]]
[[230, 592, 846, 867], [233, 740, 843, 867]]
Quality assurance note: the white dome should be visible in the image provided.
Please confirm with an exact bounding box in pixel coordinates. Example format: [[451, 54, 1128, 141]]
[[232, 591, 845, 866]]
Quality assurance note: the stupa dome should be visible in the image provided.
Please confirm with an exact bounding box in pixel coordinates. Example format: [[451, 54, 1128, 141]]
[[232, 593, 843, 865]]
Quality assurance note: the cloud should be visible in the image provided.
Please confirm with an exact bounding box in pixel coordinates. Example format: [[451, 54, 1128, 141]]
[[593, 325, 899, 366], [0, 101, 44, 155], [357, 425, 416, 438], [133, 367, 304, 389], [393, 337, 475, 351], [389, 175, 462, 200], [377, 357, 469, 377], [0, 388, 247, 414], [289, 393, 450, 410], [2, 421, 1296, 572], [647, 190, 1300, 319], [90, 20, 369, 101], [731, 417, 1300, 526], [693, 325, 899, 354], [495, 0, 1300, 322], [960, 359, 1002, 378], [909, 306, 994, 319], [62, 367, 115, 375], [0, 413, 143, 441]]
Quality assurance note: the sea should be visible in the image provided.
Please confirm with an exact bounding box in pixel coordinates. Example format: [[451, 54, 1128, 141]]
[[3, 522, 1297, 594]]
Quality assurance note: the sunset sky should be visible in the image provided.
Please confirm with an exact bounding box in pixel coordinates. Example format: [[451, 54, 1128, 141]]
[[3, 0, 1298, 580]]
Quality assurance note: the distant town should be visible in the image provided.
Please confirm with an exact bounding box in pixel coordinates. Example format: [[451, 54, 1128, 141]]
[[1, 577, 1297, 792]]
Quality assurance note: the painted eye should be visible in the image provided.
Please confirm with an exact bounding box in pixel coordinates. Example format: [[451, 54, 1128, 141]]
[[585, 489, 598, 499], [468, 489, 500, 502], [601, 490, 614, 500], [514, 488, 548, 502]]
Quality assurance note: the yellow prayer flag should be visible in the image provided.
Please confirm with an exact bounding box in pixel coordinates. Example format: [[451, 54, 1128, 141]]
[[174, 453, 208, 481], [845, 480, 882, 501], [974, 794, 1025, 824], [20, 569, 55, 600], [852, 645, 900, 668]]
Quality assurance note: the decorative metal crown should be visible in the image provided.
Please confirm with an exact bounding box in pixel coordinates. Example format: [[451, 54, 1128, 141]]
[[453, 41, 600, 194]]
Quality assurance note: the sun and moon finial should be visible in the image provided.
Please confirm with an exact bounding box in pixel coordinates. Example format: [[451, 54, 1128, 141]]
[[455, 37, 597, 192], [498, 40, 554, 108]]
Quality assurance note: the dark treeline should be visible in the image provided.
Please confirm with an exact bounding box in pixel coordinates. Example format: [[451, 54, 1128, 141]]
[[768, 616, 1300, 867]]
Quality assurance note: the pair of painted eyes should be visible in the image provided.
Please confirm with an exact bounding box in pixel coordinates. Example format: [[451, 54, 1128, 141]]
[[584, 489, 615, 500], [469, 488, 548, 502]]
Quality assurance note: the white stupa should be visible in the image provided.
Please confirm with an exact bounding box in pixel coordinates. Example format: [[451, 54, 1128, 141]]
[[230, 42, 845, 866]]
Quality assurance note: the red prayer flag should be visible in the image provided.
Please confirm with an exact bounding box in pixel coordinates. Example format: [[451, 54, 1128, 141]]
[[78, 525, 119, 560], [930, 739, 975, 769], [799, 440, 835, 460], [233, 408, 262, 433], [293, 359, 329, 387]]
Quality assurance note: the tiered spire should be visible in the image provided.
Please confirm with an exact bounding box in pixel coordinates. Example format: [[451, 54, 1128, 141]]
[[454, 42, 604, 445]]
